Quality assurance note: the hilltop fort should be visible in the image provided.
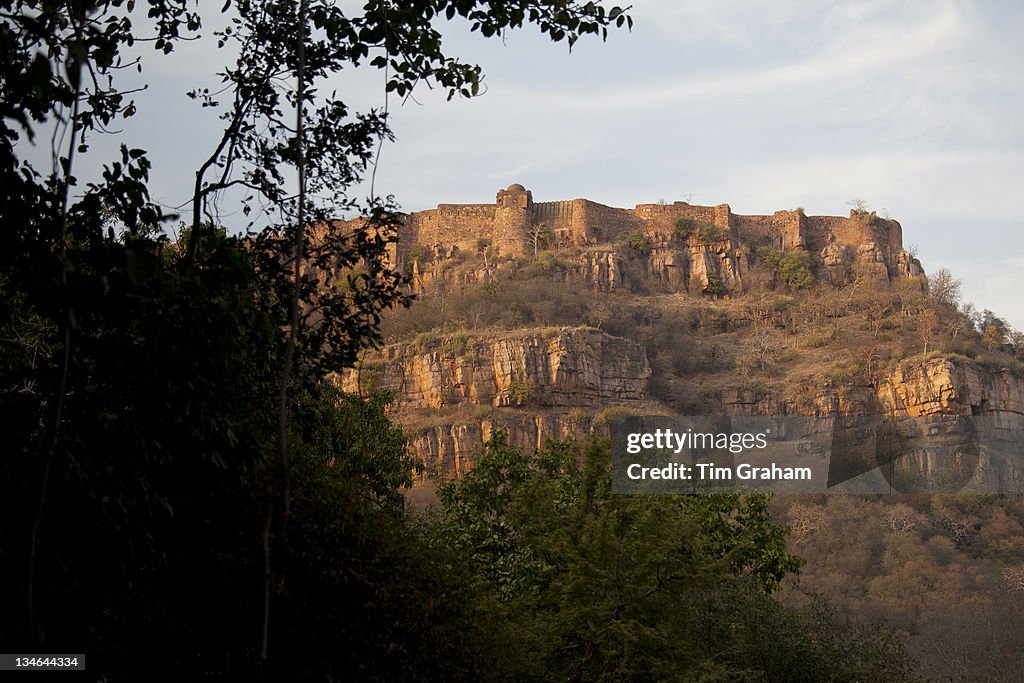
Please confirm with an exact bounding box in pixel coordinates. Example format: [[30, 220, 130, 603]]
[[386, 183, 923, 295], [339, 184, 1024, 490]]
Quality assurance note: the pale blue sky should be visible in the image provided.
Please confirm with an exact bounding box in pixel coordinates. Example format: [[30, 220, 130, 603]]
[[22, 0, 1024, 327]]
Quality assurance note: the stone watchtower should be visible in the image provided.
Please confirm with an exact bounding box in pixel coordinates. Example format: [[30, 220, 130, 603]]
[[493, 183, 533, 256]]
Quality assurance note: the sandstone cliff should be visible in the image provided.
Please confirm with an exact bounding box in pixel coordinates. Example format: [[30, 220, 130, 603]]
[[407, 241, 746, 298], [406, 411, 593, 479], [350, 316, 1024, 479], [877, 358, 1024, 417], [698, 359, 1024, 419], [343, 327, 650, 409], [339, 327, 654, 477]]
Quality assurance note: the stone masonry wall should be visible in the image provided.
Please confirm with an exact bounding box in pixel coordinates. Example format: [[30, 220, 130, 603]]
[[571, 199, 644, 244], [633, 202, 731, 236], [534, 201, 575, 233], [732, 211, 805, 250], [407, 204, 494, 255], [386, 184, 913, 280]]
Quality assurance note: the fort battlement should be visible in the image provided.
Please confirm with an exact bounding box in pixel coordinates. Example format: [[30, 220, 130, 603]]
[[392, 183, 910, 276]]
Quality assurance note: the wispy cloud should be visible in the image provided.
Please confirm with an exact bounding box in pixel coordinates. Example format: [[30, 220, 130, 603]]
[[489, 0, 972, 112]]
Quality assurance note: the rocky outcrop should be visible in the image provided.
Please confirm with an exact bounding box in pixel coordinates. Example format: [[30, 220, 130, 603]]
[[855, 242, 891, 281], [410, 251, 629, 295], [694, 359, 1024, 420], [877, 358, 1024, 417], [707, 383, 879, 417], [819, 242, 850, 285], [409, 243, 749, 297], [341, 327, 650, 479], [410, 258, 498, 294], [645, 236, 745, 294], [648, 246, 687, 290], [560, 251, 627, 292], [561, 240, 746, 295], [343, 327, 651, 410], [895, 249, 924, 278], [818, 238, 921, 286], [377, 349, 1024, 481], [409, 411, 593, 478]]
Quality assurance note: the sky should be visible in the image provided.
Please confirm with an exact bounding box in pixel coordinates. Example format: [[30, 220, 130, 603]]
[[21, 0, 1024, 328]]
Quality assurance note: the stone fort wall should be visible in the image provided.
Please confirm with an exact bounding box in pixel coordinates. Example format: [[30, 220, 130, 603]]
[[633, 202, 731, 235], [390, 183, 908, 274], [407, 204, 495, 254]]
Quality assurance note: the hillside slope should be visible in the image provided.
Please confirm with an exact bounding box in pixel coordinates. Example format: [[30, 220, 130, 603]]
[[340, 184, 1021, 481], [337, 185, 1024, 680]]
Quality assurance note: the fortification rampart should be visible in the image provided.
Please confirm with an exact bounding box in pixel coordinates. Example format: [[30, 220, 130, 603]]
[[534, 200, 576, 246], [633, 202, 732, 236], [803, 213, 901, 249], [388, 183, 915, 282], [572, 200, 643, 245], [408, 204, 494, 253], [731, 211, 805, 251]]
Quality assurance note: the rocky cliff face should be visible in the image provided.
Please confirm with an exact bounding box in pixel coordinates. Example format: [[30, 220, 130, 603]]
[[559, 251, 627, 293], [407, 412, 593, 479], [407, 242, 746, 297], [339, 327, 652, 478], [343, 327, 650, 409], [701, 358, 1024, 420], [352, 318, 1024, 479], [877, 358, 1024, 417], [647, 237, 746, 294]]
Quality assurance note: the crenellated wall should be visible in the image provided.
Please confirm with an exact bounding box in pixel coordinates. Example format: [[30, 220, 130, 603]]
[[534, 200, 575, 234]]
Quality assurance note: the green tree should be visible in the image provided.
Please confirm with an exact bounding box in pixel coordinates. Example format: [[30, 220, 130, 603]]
[[696, 222, 724, 241], [673, 217, 695, 239], [433, 433, 918, 679], [778, 248, 816, 289], [756, 246, 815, 290], [627, 230, 651, 254], [704, 273, 725, 297]]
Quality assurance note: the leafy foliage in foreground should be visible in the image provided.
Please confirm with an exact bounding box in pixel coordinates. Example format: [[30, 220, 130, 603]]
[[431, 434, 920, 681], [0, 231, 476, 678], [0, 0, 633, 677]]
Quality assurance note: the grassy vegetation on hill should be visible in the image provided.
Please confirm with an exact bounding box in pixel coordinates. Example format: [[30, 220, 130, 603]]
[[382, 245, 1024, 413]]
